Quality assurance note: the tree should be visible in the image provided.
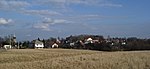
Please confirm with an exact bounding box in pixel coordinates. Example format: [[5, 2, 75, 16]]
[[22, 41, 30, 49], [0, 37, 4, 48], [38, 38, 40, 41], [42, 39, 46, 48]]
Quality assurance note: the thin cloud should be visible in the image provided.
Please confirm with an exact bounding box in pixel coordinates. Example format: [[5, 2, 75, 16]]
[[43, 18, 71, 25], [36, 0, 122, 8], [99, 3, 122, 7], [33, 18, 71, 31], [65, 14, 126, 22], [0, 0, 61, 17], [33, 23, 51, 31], [21, 9, 61, 16], [0, 0, 30, 11]]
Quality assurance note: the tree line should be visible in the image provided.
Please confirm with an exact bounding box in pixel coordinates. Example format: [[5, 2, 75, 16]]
[[0, 35, 150, 51]]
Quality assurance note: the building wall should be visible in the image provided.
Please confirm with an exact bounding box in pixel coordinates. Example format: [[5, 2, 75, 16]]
[[35, 44, 44, 48]]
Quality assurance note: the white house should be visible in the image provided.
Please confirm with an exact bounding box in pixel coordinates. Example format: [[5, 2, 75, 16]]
[[85, 38, 93, 44], [4, 45, 12, 50], [122, 42, 126, 45], [70, 42, 75, 46], [34, 40, 44, 49], [52, 43, 59, 48]]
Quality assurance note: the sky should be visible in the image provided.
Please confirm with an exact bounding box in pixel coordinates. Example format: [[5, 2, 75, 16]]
[[0, 0, 150, 41]]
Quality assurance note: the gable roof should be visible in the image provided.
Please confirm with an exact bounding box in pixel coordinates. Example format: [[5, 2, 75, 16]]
[[87, 38, 93, 41], [34, 40, 43, 44]]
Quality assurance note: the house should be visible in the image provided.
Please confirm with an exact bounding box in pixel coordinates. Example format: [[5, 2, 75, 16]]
[[70, 42, 75, 46], [87, 38, 93, 41], [4, 45, 12, 50], [52, 43, 59, 48], [85, 38, 93, 44], [33, 40, 44, 49]]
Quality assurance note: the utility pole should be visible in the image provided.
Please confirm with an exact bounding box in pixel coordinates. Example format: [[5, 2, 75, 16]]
[[9, 35, 11, 46], [9, 35, 12, 49]]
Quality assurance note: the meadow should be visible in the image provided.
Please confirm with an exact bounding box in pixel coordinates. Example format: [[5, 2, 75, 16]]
[[0, 49, 150, 69]]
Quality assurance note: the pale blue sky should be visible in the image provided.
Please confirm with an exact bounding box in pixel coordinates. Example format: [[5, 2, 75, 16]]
[[0, 0, 150, 41]]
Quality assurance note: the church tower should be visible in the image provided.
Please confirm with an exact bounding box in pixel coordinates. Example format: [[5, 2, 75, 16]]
[[11, 34, 17, 47], [12, 34, 16, 43]]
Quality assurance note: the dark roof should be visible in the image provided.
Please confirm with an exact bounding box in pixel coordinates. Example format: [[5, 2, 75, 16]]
[[34, 40, 43, 44]]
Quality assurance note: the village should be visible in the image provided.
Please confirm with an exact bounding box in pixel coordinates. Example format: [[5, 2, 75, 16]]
[[1, 34, 149, 51], [0, 34, 128, 50]]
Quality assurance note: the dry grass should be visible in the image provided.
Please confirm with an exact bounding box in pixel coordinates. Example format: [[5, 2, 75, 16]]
[[0, 49, 150, 69]]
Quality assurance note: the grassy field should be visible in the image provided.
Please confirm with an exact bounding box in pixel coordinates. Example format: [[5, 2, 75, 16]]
[[0, 49, 150, 69]]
